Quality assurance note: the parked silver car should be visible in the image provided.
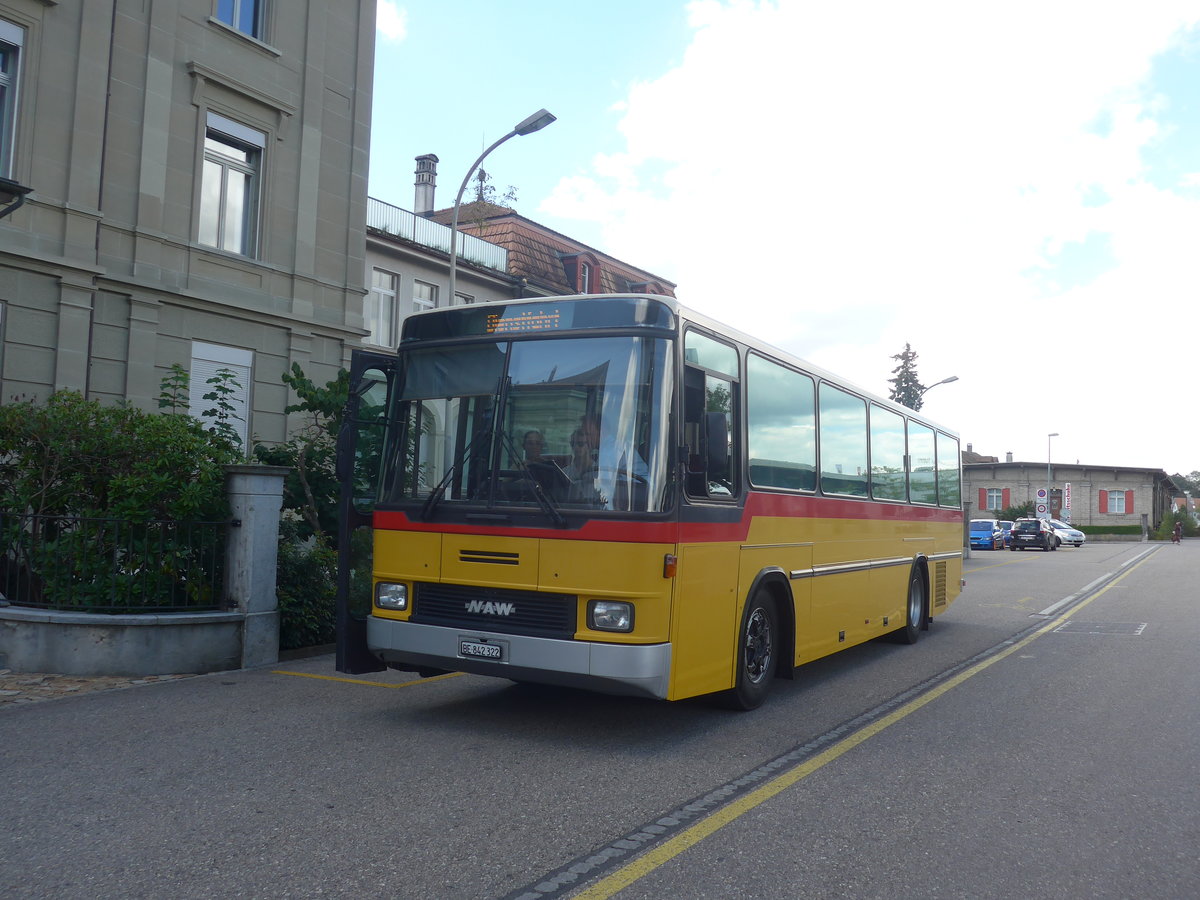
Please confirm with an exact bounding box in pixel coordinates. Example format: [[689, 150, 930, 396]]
[[1048, 519, 1086, 548]]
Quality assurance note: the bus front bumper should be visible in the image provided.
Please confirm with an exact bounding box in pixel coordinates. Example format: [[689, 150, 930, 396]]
[[367, 616, 672, 700]]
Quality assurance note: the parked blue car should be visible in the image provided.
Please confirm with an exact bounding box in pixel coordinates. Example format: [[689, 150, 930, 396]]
[[970, 518, 1005, 550]]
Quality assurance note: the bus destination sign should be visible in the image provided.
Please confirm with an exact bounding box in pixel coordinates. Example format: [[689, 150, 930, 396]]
[[486, 307, 562, 334]]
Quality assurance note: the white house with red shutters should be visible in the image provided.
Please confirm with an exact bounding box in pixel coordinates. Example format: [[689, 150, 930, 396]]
[[963, 457, 1178, 528]]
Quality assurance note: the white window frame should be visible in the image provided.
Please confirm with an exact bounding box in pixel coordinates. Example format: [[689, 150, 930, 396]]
[[413, 280, 438, 313], [1108, 490, 1126, 514], [0, 19, 24, 177], [365, 268, 399, 347], [198, 112, 264, 257], [986, 488, 1004, 511], [453, 291, 475, 306], [189, 342, 252, 449], [214, 0, 265, 40]]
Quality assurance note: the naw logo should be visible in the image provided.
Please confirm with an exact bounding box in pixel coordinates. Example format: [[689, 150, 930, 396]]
[[465, 599, 515, 617]]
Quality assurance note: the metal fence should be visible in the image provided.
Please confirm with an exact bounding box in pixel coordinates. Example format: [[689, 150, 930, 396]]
[[0, 513, 230, 613]]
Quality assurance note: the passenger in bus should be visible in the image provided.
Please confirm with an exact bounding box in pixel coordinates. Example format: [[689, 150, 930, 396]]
[[564, 428, 603, 504]]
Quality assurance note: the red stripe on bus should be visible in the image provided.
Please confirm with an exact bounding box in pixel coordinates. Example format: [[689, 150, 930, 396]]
[[372, 493, 961, 544]]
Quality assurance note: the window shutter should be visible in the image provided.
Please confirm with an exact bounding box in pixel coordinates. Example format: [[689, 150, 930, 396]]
[[978, 488, 987, 510], [1098, 490, 1108, 514], [190, 343, 252, 449], [1125, 490, 1134, 514], [1002, 488, 1011, 509]]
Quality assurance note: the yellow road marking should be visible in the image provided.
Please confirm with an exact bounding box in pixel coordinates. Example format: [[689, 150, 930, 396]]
[[271, 670, 462, 688], [569, 551, 1152, 899]]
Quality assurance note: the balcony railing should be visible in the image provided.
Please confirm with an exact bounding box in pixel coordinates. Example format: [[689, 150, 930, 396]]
[[367, 197, 508, 273]]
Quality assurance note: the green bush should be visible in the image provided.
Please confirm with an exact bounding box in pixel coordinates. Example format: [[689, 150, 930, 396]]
[[275, 522, 373, 651], [0, 391, 235, 521], [0, 389, 238, 611], [276, 520, 337, 651], [1076, 525, 1142, 535]]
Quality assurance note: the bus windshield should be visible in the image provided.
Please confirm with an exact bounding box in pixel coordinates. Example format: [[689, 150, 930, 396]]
[[381, 334, 674, 515]]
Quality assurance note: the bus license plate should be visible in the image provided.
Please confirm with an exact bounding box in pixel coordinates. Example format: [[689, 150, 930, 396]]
[[460, 639, 503, 661]]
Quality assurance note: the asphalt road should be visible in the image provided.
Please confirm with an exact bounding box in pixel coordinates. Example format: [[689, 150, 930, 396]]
[[2, 540, 1196, 899]]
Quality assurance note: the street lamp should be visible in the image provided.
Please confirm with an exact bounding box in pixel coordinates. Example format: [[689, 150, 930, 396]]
[[447, 108, 556, 304], [1046, 432, 1059, 519], [919, 375, 959, 396]]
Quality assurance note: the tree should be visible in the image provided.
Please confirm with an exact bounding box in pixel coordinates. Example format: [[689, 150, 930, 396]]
[[470, 168, 518, 207], [888, 343, 926, 411]]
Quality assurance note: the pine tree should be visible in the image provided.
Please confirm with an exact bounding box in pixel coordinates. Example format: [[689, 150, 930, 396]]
[[888, 343, 926, 411]]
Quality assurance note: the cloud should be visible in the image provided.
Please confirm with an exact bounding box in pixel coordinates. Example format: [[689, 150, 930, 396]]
[[377, 2, 408, 42], [541, 1, 1200, 470]]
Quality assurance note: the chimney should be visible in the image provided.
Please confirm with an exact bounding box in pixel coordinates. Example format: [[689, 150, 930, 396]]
[[1006, 451, 1013, 463], [966, 443, 973, 453], [414, 154, 438, 215]]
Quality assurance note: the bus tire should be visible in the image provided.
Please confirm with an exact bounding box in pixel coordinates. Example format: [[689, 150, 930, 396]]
[[890, 568, 925, 645], [721, 593, 778, 710]]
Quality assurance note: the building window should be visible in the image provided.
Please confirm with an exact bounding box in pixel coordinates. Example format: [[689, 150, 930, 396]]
[[215, 0, 264, 39], [0, 20, 23, 176], [413, 280, 438, 313], [1100, 489, 1131, 515], [579, 262, 592, 293], [189, 342, 252, 449], [453, 292, 474, 306], [986, 488, 1004, 510], [199, 113, 264, 256], [365, 269, 398, 347]]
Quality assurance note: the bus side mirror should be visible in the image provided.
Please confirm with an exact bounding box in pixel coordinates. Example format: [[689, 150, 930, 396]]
[[705, 411, 729, 477]]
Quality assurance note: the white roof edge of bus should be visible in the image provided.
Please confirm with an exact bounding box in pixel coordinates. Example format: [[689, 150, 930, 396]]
[[415, 293, 960, 439]]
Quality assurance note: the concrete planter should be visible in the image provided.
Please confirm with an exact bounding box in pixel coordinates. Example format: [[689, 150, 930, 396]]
[[0, 607, 245, 676], [0, 464, 288, 675]]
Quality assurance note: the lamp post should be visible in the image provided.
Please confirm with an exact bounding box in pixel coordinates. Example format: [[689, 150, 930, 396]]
[[447, 108, 556, 304], [1046, 432, 1059, 519], [919, 375, 959, 397]]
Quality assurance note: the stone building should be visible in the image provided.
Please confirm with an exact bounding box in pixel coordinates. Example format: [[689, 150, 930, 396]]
[[0, 0, 376, 446], [964, 457, 1178, 528]]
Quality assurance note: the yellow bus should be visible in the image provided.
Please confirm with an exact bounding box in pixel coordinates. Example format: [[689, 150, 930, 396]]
[[337, 295, 962, 709]]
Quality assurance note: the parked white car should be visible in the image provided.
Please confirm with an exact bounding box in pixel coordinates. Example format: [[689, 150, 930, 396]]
[[1048, 519, 1086, 548]]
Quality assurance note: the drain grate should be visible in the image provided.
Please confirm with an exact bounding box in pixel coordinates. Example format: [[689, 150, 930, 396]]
[[1052, 621, 1147, 635]]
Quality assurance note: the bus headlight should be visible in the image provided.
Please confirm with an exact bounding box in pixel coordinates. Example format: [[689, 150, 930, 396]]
[[589, 600, 633, 632], [375, 583, 408, 610]]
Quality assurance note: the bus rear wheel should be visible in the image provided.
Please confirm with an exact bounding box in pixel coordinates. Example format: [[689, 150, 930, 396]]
[[721, 594, 778, 710]]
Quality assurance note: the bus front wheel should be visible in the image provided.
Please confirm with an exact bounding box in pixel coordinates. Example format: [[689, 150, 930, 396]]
[[891, 569, 925, 645], [721, 594, 778, 710]]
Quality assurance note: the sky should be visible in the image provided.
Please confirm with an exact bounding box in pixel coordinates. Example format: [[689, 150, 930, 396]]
[[370, 1, 1200, 478]]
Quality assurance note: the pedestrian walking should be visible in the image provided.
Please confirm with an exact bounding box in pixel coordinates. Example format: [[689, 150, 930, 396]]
[[1172, 520, 1183, 543]]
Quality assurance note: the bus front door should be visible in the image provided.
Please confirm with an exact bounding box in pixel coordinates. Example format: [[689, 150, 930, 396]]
[[335, 349, 395, 674]]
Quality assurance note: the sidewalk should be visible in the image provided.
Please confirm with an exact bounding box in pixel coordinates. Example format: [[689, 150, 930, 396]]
[[0, 669, 196, 705], [0, 641, 330, 705]]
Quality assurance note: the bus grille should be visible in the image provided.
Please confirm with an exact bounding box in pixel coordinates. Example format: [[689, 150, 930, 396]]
[[934, 562, 947, 607], [412, 583, 578, 638]]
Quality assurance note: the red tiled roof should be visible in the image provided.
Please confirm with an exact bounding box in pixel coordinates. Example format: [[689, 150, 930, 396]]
[[429, 202, 676, 297]]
